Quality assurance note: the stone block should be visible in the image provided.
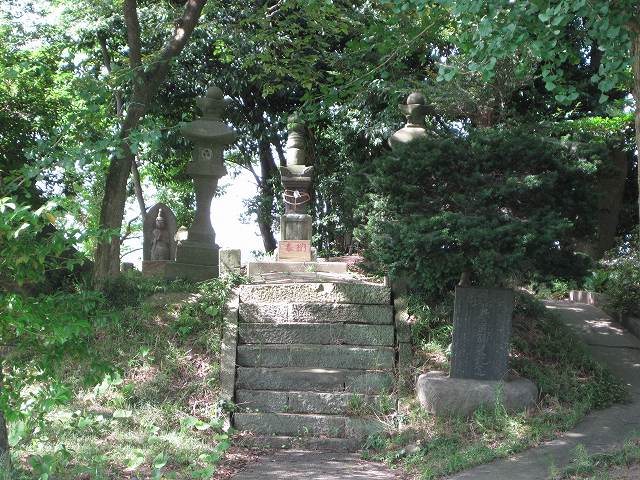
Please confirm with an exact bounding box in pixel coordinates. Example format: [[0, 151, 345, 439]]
[[280, 213, 312, 242], [233, 412, 345, 437], [239, 302, 393, 325], [235, 367, 394, 394], [220, 292, 239, 404], [237, 435, 359, 452], [290, 303, 393, 324], [235, 390, 382, 415], [396, 342, 414, 394], [568, 290, 609, 307], [238, 323, 395, 346], [344, 417, 387, 440], [246, 261, 347, 276], [239, 282, 391, 305], [141, 260, 218, 281], [239, 303, 289, 323], [416, 371, 538, 417], [237, 345, 395, 369], [219, 249, 241, 275], [450, 287, 514, 381]]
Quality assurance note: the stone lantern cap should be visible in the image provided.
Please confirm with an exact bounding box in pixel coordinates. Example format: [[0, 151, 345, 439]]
[[388, 91, 429, 149], [399, 91, 429, 127], [180, 85, 236, 146]]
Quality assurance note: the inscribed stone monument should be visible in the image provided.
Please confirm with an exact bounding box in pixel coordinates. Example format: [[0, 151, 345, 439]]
[[449, 286, 514, 381]]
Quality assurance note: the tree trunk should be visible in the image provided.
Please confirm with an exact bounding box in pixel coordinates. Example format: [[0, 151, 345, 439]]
[[632, 30, 640, 231], [257, 138, 278, 253], [589, 149, 628, 259], [93, 110, 143, 282], [92, 0, 208, 284], [0, 366, 10, 471]]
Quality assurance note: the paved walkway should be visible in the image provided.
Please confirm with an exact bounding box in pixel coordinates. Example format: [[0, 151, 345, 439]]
[[230, 450, 400, 479], [231, 302, 640, 480], [448, 301, 640, 479]]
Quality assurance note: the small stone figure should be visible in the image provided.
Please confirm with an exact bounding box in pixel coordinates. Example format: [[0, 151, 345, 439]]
[[150, 209, 171, 260], [142, 203, 178, 262]]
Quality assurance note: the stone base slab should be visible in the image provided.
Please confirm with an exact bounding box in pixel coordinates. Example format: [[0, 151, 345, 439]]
[[142, 260, 218, 281], [416, 371, 537, 417], [175, 239, 219, 266], [247, 261, 348, 276]]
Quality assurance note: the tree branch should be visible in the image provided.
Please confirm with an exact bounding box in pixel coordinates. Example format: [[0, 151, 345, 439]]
[[147, 0, 208, 80], [131, 158, 147, 217], [124, 0, 143, 70], [97, 33, 124, 117]]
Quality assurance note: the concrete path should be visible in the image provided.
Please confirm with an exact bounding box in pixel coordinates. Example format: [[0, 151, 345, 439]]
[[230, 450, 401, 479], [448, 301, 640, 479], [231, 302, 640, 480]]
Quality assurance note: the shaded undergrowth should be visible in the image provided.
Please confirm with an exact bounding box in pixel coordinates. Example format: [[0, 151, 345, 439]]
[[9, 272, 242, 479]]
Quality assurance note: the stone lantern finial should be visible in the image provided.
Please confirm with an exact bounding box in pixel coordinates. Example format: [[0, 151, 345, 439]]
[[388, 91, 429, 149]]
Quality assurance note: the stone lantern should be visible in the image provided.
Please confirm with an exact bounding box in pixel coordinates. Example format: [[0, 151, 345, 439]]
[[173, 84, 235, 279], [388, 92, 429, 150]]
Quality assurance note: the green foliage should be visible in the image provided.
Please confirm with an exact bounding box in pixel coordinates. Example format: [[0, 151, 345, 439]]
[[0, 198, 90, 288], [361, 128, 596, 296], [512, 316, 627, 409], [409, 293, 454, 349], [100, 272, 196, 309], [0, 289, 108, 440], [424, 0, 636, 104], [10, 280, 232, 478], [583, 270, 610, 293], [603, 236, 640, 316]]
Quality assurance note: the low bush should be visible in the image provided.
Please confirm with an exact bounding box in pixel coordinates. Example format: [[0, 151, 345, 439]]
[[603, 250, 640, 316]]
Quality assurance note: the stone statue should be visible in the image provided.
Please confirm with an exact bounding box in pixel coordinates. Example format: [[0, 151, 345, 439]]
[[151, 209, 171, 260], [388, 91, 429, 150], [142, 203, 177, 262]]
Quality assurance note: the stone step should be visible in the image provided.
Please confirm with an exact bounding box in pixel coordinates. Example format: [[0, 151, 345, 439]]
[[238, 323, 395, 346], [237, 345, 395, 369], [239, 282, 391, 305], [239, 302, 393, 325], [236, 390, 387, 415], [236, 367, 394, 394], [236, 434, 360, 452], [233, 413, 387, 439]]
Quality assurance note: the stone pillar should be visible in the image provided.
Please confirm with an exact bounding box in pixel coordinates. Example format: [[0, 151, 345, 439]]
[[173, 85, 235, 279], [279, 114, 314, 260]]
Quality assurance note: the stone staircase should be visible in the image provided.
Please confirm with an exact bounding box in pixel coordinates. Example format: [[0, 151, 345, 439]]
[[225, 280, 395, 451]]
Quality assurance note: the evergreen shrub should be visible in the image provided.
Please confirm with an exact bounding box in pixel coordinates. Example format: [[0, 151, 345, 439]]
[[360, 128, 597, 296]]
